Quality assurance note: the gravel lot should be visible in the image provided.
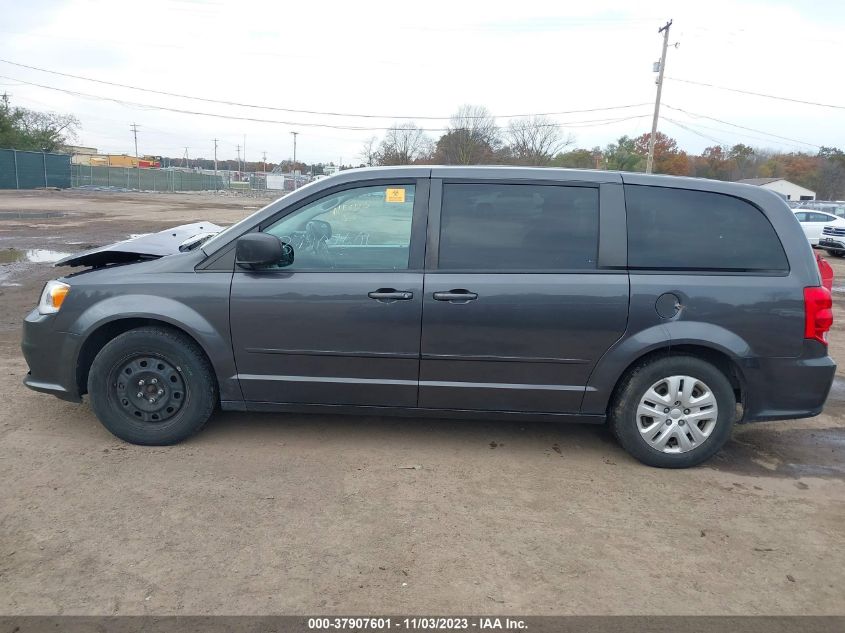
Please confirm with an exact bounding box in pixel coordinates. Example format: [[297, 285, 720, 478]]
[[0, 190, 843, 615]]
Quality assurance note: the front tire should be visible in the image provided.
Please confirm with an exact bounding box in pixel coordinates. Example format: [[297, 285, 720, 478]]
[[609, 355, 736, 468], [87, 327, 217, 445]]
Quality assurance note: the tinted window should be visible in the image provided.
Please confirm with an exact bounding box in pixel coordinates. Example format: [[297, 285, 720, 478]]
[[795, 212, 808, 222], [264, 184, 415, 270], [438, 184, 599, 270], [811, 212, 835, 223], [626, 186, 788, 271]]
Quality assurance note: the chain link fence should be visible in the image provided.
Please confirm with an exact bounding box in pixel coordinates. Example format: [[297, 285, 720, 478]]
[[0, 149, 71, 189], [70, 165, 228, 191], [1, 148, 291, 192]]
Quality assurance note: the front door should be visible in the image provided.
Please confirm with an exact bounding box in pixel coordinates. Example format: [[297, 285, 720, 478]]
[[230, 180, 428, 407], [419, 180, 629, 414]]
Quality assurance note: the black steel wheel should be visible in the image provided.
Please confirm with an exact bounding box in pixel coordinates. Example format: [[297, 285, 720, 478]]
[[112, 355, 186, 424], [88, 326, 216, 445]]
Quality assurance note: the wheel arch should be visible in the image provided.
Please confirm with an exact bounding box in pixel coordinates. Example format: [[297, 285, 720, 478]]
[[582, 322, 749, 417], [604, 344, 746, 417], [75, 317, 217, 397]]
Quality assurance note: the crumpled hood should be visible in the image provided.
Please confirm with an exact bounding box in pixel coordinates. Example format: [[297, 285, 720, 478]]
[[55, 222, 223, 268]]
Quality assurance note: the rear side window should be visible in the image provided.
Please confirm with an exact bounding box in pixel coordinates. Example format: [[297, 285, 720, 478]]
[[626, 185, 788, 271], [438, 183, 599, 270]]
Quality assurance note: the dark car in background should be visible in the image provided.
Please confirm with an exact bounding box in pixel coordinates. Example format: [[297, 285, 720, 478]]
[[21, 167, 835, 468]]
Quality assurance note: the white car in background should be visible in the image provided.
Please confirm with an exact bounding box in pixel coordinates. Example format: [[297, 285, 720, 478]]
[[794, 210, 845, 246]]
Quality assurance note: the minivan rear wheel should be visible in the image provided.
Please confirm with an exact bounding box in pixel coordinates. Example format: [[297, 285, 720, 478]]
[[609, 355, 735, 468], [87, 327, 217, 445]]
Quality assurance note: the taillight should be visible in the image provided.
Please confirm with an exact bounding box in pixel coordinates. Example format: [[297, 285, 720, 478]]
[[804, 286, 833, 345], [816, 254, 834, 291]]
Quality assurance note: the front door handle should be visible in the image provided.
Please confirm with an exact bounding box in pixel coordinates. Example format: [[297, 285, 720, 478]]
[[432, 289, 478, 302], [368, 289, 414, 302]]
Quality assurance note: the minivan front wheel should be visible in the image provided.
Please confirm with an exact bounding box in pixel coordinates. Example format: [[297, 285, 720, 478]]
[[87, 327, 217, 445], [609, 356, 736, 468]]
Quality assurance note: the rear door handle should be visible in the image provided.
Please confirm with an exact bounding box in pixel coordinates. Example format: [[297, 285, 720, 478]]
[[368, 289, 414, 302], [433, 289, 478, 302]]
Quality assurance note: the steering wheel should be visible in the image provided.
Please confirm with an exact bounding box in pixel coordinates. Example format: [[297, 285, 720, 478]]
[[305, 220, 333, 267]]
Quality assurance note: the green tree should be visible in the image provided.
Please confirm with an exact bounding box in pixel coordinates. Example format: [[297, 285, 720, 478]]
[[604, 136, 643, 171], [551, 148, 599, 169], [0, 94, 79, 151]]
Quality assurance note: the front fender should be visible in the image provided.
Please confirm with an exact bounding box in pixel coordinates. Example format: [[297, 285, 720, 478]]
[[64, 292, 240, 403]]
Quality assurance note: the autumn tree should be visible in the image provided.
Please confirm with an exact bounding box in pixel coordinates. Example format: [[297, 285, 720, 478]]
[[433, 104, 501, 164], [698, 146, 733, 180], [632, 132, 689, 175], [377, 123, 432, 165]]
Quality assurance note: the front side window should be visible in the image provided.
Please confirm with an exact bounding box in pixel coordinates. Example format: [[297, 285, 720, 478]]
[[264, 184, 415, 270], [438, 183, 599, 270], [626, 185, 788, 271]]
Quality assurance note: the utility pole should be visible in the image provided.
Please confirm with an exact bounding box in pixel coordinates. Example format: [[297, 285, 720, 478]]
[[130, 123, 140, 190], [646, 19, 672, 174], [213, 138, 219, 189], [262, 151, 267, 173], [291, 131, 299, 190], [236, 144, 241, 173], [130, 123, 139, 158]]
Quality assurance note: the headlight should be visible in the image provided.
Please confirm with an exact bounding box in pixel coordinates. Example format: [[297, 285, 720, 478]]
[[38, 280, 70, 315]]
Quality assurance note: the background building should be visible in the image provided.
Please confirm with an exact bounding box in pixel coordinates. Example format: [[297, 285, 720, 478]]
[[737, 177, 816, 201]]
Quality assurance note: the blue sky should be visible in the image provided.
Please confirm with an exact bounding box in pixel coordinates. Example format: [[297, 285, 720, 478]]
[[1, 0, 843, 163]]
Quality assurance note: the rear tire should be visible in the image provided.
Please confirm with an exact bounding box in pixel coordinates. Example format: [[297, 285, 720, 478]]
[[609, 355, 735, 468], [87, 327, 217, 445]]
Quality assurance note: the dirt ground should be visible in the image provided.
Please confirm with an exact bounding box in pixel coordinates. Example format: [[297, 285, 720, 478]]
[[0, 190, 843, 615]]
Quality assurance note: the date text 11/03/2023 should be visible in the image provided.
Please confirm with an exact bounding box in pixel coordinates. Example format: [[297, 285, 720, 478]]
[[307, 617, 528, 630]]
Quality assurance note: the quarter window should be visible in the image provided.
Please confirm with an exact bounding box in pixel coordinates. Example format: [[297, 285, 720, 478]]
[[438, 183, 599, 270], [626, 185, 788, 271], [263, 184, 415, 270]]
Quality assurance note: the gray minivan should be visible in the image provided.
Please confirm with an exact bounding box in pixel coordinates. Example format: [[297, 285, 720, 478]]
[[21, 167, 836, 467]]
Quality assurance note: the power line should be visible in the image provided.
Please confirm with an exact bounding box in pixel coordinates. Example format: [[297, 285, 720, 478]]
[[0, 73, 652, 132], [663, 118, 727, 145], [663, 104, 821, 148], [666, 76, 845, 111], [0, 57, 650, 120]]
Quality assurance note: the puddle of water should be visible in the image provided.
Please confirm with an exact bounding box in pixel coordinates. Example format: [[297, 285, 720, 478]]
[[0, 248, 71, 264], [0, 211, 67, 220], [711, 425, 845, 479], [832, 286, 845, 294]]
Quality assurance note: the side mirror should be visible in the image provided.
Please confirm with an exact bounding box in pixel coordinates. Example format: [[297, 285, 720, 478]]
[[235, 233, 294, 269]]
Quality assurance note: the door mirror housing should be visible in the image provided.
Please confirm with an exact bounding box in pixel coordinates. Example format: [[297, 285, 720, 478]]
[[235, 233, 294, 269]]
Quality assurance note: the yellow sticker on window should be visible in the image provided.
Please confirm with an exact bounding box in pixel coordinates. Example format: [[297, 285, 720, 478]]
[[385, 188, 406, 203]]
